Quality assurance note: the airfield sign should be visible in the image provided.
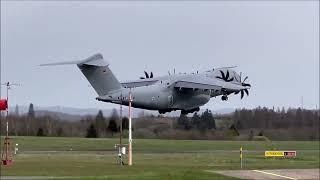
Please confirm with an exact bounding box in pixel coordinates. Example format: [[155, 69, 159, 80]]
[[265, 151, 296, 158]]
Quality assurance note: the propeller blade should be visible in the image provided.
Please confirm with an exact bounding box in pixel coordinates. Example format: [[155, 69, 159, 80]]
[[239, 72, 242, 82], [227, 77, 234, 82], [216, 76, 224, 80], [144, 71, 149, 78], [241, 90, 244, 99], [140, 77, 145, 79], [243, 76, 248, 83], [226, 70, 230, 80], [233, 72, 239, 82], [244, 89, 249, 96], [219, 70, 226, 80], [150, 72, 153, 78], [242, 83, 251, 87]]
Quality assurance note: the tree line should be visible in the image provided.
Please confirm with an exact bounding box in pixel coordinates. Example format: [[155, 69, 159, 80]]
[[233, 107, 319, 129], [176, 109, 216, 130], [0, 103, 318, 140], [0, 103, 128, 138]]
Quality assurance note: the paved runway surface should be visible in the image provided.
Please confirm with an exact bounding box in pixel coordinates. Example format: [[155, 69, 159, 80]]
[[207, 169, 319, 180]]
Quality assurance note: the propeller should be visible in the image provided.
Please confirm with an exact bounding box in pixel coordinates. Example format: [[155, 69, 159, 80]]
[[140, 71, 154, 79], [216, 70, 234, 82], [235, 73, 251, 99]]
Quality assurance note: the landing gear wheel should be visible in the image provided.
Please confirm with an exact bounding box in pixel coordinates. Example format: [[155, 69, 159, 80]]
[[221, 95, 228, 101], [181, 110, 187, 115], [158, 110, 166, 114]]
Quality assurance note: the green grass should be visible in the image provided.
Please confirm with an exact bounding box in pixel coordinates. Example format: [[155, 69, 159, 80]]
[[1, 136, 319, 179]]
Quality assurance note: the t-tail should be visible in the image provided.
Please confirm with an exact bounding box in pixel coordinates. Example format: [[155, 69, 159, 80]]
[[40, 53, 122, 96]]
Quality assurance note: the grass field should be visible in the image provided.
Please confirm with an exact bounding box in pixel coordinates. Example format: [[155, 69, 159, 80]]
[[1, 136, 319, 179]]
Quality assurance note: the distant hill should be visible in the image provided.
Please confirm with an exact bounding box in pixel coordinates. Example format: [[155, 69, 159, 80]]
[[34, 110, 84, 121]]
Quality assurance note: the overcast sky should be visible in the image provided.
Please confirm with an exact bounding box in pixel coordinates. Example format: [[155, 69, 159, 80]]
[[1, 1, 319, 111]]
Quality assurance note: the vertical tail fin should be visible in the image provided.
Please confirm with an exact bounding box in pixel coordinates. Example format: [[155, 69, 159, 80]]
[[77, 54, 122, 96], [41, 53, 122, 96]]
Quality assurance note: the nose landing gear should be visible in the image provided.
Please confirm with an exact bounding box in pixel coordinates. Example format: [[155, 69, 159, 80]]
[[221, 95, 228, 101]]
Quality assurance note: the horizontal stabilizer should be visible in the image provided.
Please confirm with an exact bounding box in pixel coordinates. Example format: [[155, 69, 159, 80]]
[[40, 53, 109, 67]]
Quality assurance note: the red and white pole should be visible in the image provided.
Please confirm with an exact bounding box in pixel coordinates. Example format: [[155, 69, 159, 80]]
[[1, 81, 19, 165], [128, 89, 132, 166]]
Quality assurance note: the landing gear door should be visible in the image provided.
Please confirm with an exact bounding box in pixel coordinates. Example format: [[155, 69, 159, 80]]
[[168, 95, 173, 107]]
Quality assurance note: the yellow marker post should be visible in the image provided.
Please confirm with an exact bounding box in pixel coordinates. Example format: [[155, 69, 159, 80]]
[[240, 147, 243, 169]]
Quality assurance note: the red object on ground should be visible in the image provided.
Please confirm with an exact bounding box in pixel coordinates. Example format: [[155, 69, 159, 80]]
[[1, 137, 13, 166], [2, 159, 13, 166], [0, 99, 8, 110]]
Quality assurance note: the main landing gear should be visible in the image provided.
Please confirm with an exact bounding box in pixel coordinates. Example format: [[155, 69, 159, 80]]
[[181, 107, 200, 115], [221, 95, 228, 101]]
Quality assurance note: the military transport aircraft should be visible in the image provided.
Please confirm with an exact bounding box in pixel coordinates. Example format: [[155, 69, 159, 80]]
[[41, 53, 251, 114]]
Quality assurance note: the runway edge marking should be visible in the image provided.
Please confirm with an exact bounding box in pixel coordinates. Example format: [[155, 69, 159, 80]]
[[252, 170, 297, 180]]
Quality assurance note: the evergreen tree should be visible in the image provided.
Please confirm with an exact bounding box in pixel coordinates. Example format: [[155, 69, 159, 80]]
[[229, 124, 240, 136], [122, 117, 129, 130], [191, 112, 201, 129], [249, 129, 254, 140], [86, 123, 97, 138], [36, 128, 45, 136], [108, 109, 119, 135], [56, 127, 64, 137], [95, 110, 106, 137], [28, 103, 35, 119], [234, 110, 242, 129], [177, 113, 191, 130], [199, 109, 216, 130], [295, 108, 303, 128]]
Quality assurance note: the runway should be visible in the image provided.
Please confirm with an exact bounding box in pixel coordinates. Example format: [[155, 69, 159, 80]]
[[206, 169, 319, 180]]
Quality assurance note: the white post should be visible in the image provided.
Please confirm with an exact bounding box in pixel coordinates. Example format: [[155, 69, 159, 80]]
[[128, 89, 132, 166], [14, 144, 18, 155], [6, 121, 8, 137]]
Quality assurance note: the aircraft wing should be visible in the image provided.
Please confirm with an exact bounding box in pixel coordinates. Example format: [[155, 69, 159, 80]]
[[173, 76, 247, 92], [121, 79, 158, 88], [174, 81, 222, 90]]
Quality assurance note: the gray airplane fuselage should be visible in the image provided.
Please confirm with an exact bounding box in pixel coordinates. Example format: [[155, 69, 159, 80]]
[[98, 81, 211, 112], [96, 71, 240, 114]]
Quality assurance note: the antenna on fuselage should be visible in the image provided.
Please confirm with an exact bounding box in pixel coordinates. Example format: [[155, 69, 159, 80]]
[[168, 68, 176, 76]]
